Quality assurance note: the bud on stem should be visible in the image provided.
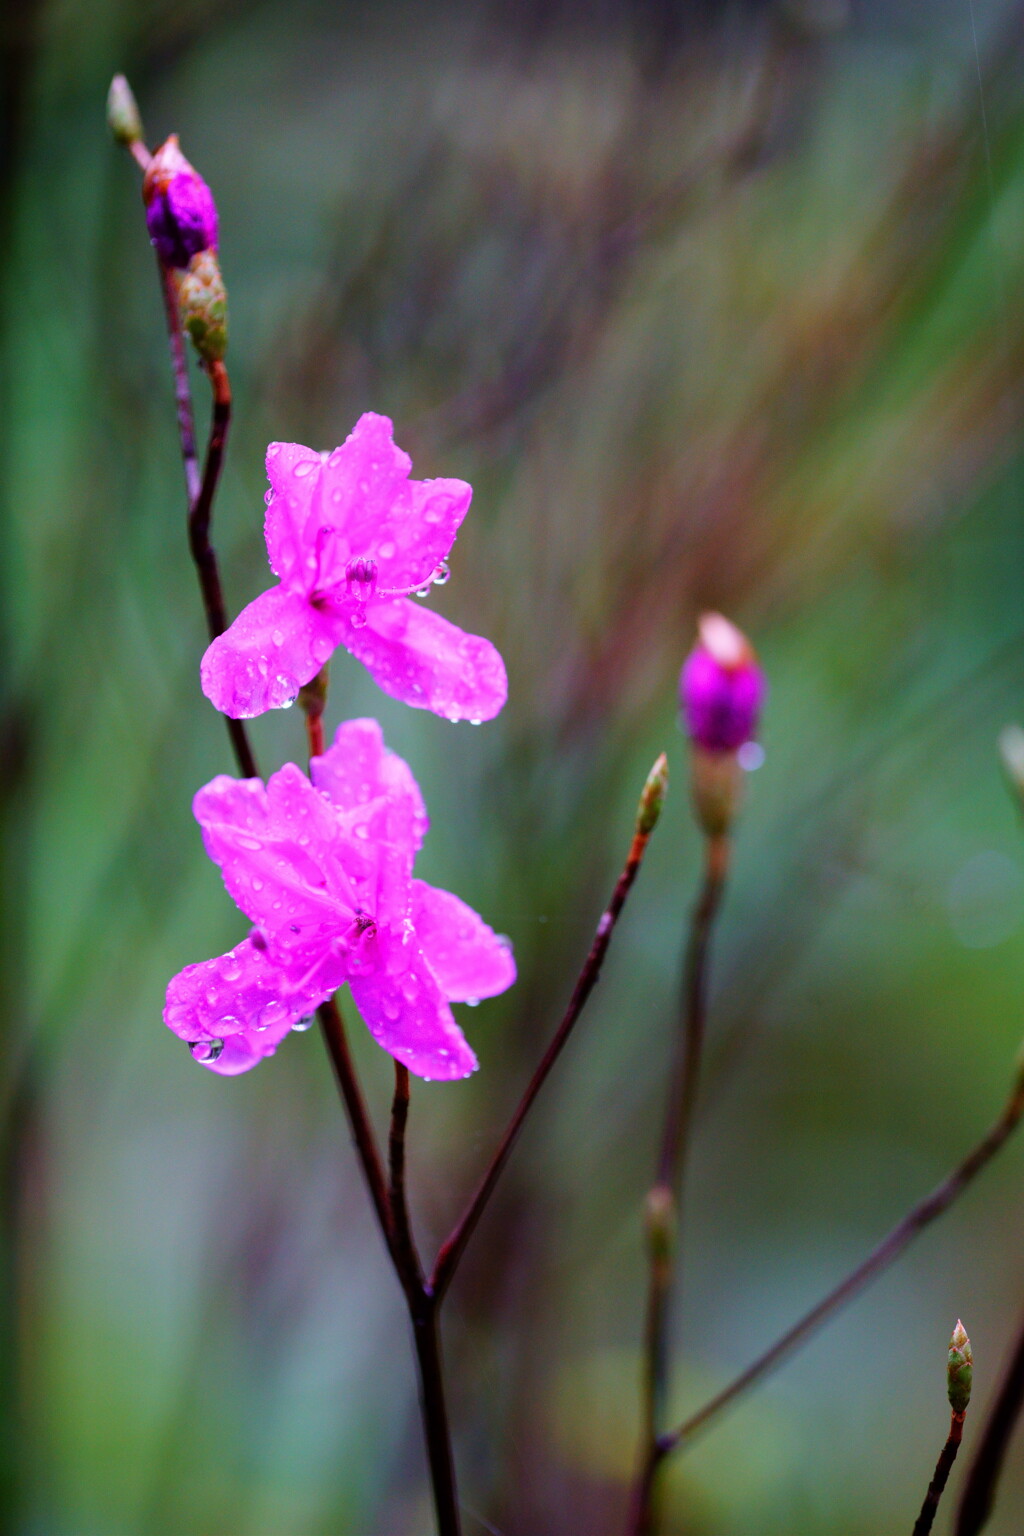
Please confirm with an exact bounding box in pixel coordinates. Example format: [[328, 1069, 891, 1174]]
[[107, 74, 144, 146], [680, 613, 765, 838], [948, 1319, 973, 1416], [637, 754, 669, 837], [177, 250, 228, 363]]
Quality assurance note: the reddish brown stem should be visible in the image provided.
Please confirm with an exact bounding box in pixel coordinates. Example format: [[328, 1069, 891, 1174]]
[[628, 834, 729, 1536], [956, 1301, 1024, 1535], [430, 820, 655, 1300], [914, 1412, 965, 1536], [389, 1063, 423, 1294], [660, 1080, 1024, 1457]]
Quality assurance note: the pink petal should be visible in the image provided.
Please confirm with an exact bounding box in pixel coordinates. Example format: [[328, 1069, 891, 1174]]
[[349, 932, 477, 1081], [410, 880, 516, 1002], [264, 442, 325, 583], [200, 584, 345, 719], [193, 766, 361, 955], [341, 597, 508, 721], [311, 718, 428, 846], [163, 935, 321, 1075]]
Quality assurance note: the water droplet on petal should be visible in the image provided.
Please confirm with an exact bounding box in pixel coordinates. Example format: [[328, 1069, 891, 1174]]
[[256, 1000, 287, 1033], [350, 607, 367, 629], [431, 560, 451, 586], [294, 460, 315, 479], [189, 1039, 224, 1063], [379, 540, 396, 560], [465, 997, 480, 1008], [291, 1014, 315, 1033]]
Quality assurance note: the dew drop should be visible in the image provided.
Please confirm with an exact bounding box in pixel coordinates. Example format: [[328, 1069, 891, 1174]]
[[257, 1000, 287, 1032], [189, 1039, 224, 1063], [291, 1014, 315, 1033], [294, 460, 315, 479], [465, 997, 480, 1008], [414, 583, 432, 599], [272, 629, 284, 646], [431, 560, 451, 586], [350, 608, 368, 629]]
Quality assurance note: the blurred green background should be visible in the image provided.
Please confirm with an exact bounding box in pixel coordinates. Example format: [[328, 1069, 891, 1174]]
[[4, 0, 1024, 1530]]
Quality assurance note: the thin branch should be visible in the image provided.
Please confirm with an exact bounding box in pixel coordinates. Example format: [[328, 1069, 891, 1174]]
[[914, 1412, 965, 1536], [158, 263, 201, 508], [389, 1062, 424, 1293], [955, 1303, 1024, 1536], [430, 755, 668, 1301], [628, 833, 729, 1536], [661, 1078, 1024, 1455], [316, 995, 391, 1250]]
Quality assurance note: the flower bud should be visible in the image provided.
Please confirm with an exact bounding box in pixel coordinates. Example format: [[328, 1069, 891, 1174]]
[[107, 74, 143, 146], [143, 135, 218, 269], [177, 249, 228, 362], [947, 1319, 973, 1415], [680, 613, 765, 754], [636, 753, 669, 837]]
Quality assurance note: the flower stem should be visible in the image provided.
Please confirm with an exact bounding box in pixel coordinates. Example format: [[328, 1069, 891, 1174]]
[[388, 1063, 423, 1292], [659, 1077, 1024, 1457], [430, 773, 663, 1301], [410, 1298, 462, 1536], [955, 1301, 1024, 1536], [628, 833, 729, 1536], [913, 1411, 965, 1536]]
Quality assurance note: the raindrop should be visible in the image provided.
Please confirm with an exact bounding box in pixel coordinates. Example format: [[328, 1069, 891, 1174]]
[[189, 1039, 224, 1063], [272, 629, 284, 647], [291, 1014, 315, 1033], [432, 560, 451, 586], [414, 584, 432, 599], [465, 997, 480, 1008], [215, 1014, 241, 1033], [257, 1001, 287, 1032], [350, 608, 368, 629], [294, 460, 315, 479], [469, 718, 481, 727]]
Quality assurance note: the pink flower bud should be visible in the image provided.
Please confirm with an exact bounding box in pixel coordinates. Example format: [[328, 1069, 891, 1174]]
[[680, 613, 765, 753], [143, 135, 218, 269]]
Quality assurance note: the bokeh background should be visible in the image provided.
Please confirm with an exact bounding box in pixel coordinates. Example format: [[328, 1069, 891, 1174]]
[[4, 0, 1024, 1530]]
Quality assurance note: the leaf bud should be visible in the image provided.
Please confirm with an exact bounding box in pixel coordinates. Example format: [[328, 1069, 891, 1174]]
[[177, 250, 228, 362], [107, 74, 144, 146], [947, 1319, 973, 1415], [143, 135, 219, 270], [636, 753, 669, 836]]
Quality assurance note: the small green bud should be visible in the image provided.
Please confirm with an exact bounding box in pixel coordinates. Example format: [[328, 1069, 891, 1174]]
[[947, 1319, 973, 1415], [644, 1185, 675, 1265], [298, 666, 329, 722], [178, 249, 227, 362], [107, 75, 143, 146], [636, 753, 669, 836]]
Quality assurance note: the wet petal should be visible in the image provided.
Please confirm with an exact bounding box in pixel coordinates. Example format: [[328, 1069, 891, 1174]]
[[411, 880, 516, 1003], [194, 765, 359, 949], [200, 584, 345, 719], [311, 718, 428, 845], [349, 932, 477, 1081], [163, 935, 327, 1075], [264, 442, 325, 583], [341, 597, 507, 721]]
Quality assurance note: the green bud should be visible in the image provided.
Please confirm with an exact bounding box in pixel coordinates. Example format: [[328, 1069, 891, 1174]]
[[644, 1185, 675, 1265], [947, 1319, 973, 1415], [636, 753, 669, 836], [298, 666, 329, 721], [107, 75, 143, 146], [178, 249, 227, 362]]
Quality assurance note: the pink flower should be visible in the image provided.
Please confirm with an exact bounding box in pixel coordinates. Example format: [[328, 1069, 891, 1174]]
[[680, 612, 765, 753], [200, 414, 507, 722], [164, 719, 515, 1079]]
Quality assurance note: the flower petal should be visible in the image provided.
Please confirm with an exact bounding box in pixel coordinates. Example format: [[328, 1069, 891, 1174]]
[[311, 718, 428, 844], [200, 584, 344, 719], [264, 442, 326, 583], [349, 932, 477, 1081], [410, 880, 516, 1003], [193, 765, 362, 953], [341, 597, 507, 721], [163, 935, 323, 1074]]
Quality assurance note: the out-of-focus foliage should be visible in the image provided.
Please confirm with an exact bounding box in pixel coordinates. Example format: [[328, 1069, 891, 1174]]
[[4, 0, 1024, 1530]]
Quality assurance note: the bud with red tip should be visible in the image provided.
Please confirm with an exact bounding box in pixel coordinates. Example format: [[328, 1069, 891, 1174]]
[[680, 613, 765, 837], [142, 134, 218, 270]]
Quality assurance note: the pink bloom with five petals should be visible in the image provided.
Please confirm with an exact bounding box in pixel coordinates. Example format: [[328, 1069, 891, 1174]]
[[164, 719, 515, 1079], [200, 413, 507, 722]]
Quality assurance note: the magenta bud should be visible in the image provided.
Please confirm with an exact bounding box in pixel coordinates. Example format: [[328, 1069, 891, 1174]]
[[680, 613, 765, 754], [143, 135, 218, 269]]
